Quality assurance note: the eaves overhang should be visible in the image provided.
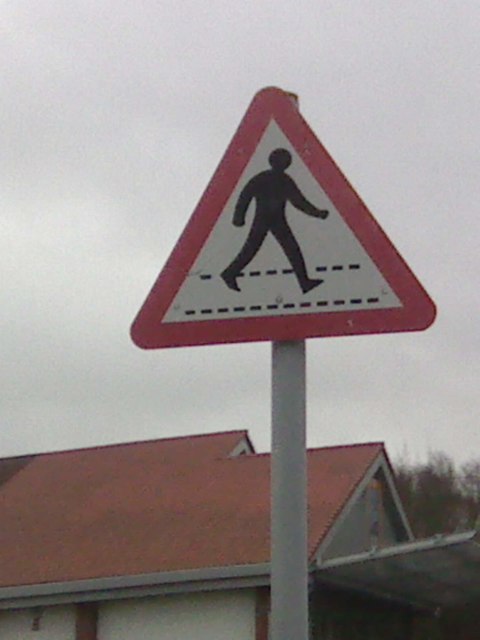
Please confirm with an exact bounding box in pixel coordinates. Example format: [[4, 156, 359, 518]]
[[0, 563, 270, 610], [315, 530, 480, 611]]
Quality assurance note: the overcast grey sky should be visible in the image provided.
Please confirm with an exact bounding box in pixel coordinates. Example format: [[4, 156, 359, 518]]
[[1, 1, 479, 464]]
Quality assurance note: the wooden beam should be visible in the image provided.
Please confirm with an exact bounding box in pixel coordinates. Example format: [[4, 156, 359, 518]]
[[75, 603, 98, 640], [255, 587, 270, 640]]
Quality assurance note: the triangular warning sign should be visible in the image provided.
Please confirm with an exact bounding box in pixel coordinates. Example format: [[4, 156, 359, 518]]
[[131, 87, 435, 349]]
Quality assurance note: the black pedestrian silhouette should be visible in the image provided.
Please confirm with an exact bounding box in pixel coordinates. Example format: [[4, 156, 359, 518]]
[[221, 148, 329, 294]]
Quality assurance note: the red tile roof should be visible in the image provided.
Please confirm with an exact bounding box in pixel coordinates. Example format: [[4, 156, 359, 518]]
[[0, 431, 383, 588]]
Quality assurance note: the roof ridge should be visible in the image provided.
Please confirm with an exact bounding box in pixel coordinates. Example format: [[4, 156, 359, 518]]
[[308, 441, 384, 452], [0, 430, 250, 461], [223, 442, 384, 460], [1, 438, 382, 464]]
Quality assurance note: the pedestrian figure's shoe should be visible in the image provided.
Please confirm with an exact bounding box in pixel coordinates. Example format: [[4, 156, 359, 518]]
[[301, 278, 324, 294], [221, 270, 241, 292]]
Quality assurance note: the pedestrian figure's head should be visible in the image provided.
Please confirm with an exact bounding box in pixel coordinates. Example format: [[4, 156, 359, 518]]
[[269, 148, 292, 172]]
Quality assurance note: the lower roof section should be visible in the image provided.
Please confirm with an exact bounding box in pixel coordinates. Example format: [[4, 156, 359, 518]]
[[315, 530, 480, 610]]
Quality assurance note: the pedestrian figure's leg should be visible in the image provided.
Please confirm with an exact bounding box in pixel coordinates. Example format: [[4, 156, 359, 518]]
[[221, 222, 269, 291], [271, 221, 323, 294]]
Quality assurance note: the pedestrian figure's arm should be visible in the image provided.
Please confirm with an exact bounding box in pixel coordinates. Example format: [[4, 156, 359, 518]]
[[232, 179, 255, 226], [287, 177, 329, 219]]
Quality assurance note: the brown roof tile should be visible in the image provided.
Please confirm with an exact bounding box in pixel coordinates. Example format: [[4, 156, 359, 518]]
[[0, 431, 382, 588]]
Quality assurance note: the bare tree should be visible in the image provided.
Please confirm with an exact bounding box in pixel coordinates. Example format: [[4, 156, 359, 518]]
[[459, 460, 480, 529], [394, 452, 478, 537]]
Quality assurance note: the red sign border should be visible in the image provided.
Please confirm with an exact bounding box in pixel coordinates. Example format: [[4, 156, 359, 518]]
[[131, 87, 436, 349]]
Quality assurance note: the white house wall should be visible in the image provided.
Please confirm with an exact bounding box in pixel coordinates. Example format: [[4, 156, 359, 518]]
[[0, 604, 75, 640], [99, 589, 256, 640]]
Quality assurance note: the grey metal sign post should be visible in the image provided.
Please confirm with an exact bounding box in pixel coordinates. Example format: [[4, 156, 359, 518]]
[[270, 92, 309, 640], [271, 339, 308, 640]]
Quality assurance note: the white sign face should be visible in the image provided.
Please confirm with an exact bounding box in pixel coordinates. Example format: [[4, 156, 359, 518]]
[[162, 120, 401, 324]]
